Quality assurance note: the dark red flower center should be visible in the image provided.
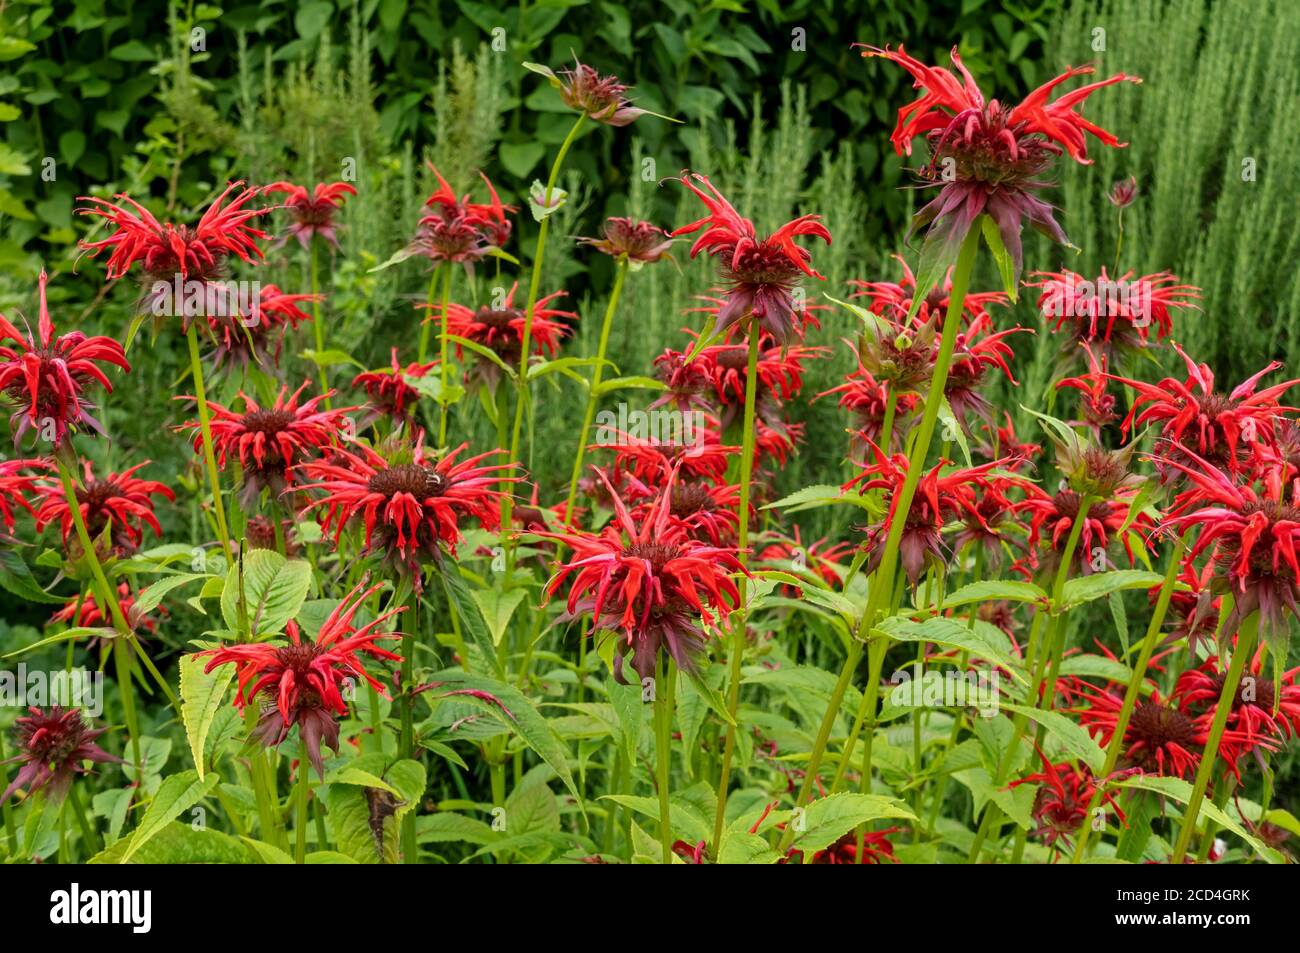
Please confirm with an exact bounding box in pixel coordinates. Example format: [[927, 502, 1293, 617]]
[[367, 463, 446, 499], [623, 541, 680, 570], [240, 407, 296, 434], [1127, 701, 1198, 758]]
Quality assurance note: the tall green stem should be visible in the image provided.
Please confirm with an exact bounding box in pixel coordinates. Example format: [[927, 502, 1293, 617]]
[[563, 257, 628, 526], [1170, 612, 1258, 863], [778, 225, 981, 851], [295, 735, 310, 863], [185, 323, 231, 557], [655, 653, 677, 864], [309, 239, 331, 409], [434, 263, 454, 445], [712, 327, 761, 851], [503, 113, 588, 537]]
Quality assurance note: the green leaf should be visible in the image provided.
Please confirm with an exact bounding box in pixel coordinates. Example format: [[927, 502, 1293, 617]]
[[528, 179, 568, 221], [875, 615, 1025, 680], [121, 770, 219, 863], [932, 578, 1047, 609], [90, 822, 247, 864], [789, 793, 916, 854], [592, 375, 666, 396], [179, 654, 233, 779], [135, 572, 210, 615], [498, 141, 546, 179], [1058, 570, 1164, 611], [1001, 704, 1105, 773], [762, 483, 874, 514], [417, 812, 496, 845], [0, 550, 63, 603], [468, 587, 528, 646], [438, 566, 503, 676], [220, 550, 312, 635], [301, 348, 364, 369], [1118, 775, 1281, 863], [980, 215, 1018, 301]]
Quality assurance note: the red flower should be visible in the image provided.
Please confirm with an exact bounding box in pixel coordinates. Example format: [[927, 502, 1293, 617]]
[[861, 45, 1139, 276], [1, 707, 119, 805], [790, 829, 899, 865], [1108, 176, 1138, 208], [1174, 641, 1298, 777], [1056, 344, 1119, 438], [76, 181, 276, 281], [650, 348, 714, 413], [0, 457, 49, 533], [534, 468, 744, 683], [976, 413, 1041, 469], [1008, 747, 1126, 849], [1112, 346, 1298, 479], [183, 380, 351, 506], [632, 479, 742, 546], [1030, 268, 1200, 356], [406, 167, 513, 265], [593, 423, 735, 487], [1072, 682, 1204, 778], [943, 323, 1031, 432], [849, 253, 1008, 327], [0, 271, 130, 447], [430, 282, 577, 389], [817, 360, 918, 457], [1016, 485, 1152, 578], [206, 284, 321, 372], [351, 348, 438, 429], [198, 582, 403, 778], [1160, 454, 1300, 640], [35, 458, 174, 555], [757, 529, 853, 596], [577, 217, 674, 263], [50, 582, 162, 638], [264, 181, 357, 249], [527, 59, 657, 127], [297, 439, 518, 584], [845, 443, 1012, 585], [672, 172, 830, 342], [690, 334, 825, 427]]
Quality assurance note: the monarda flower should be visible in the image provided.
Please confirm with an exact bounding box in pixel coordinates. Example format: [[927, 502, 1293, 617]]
[[1112, 345, 1298, 479], [297, 439, 518, 585], [845, 443, 1010, 585], [850, 253, 1008, 328], [76, 182, 275, 288], [0, 458, 48, 533], [785, 829, 899, 865], [632, 479, 742, 546], [351, 349, 438, 430], [1, 706, 119, 805], [264, 181, 357, 249], [1030, 268, 1199, 360], [816, 358, 919, 457], [0, 271, 130, 448], [35, 459, 174, 556], [198, 582, 403, 779], [1071, 680, 1205, 778], [1174, 642, 1299, 777], [1016, 485, 1152, 578], [943, 323, 1031, 432], [594, 424, 735, 486], [431, 283, 577, 391], [206, 284, 321, 372], [50, 582, 162, 648], [691, 334, 825, 427], [1108, 176, 1138, 208], [649, 348, 714, 413], [533, 468, 743, 684], [757, 530, 853, 596], [672, 172, 831, 342], [1057, 345, 1119, 438], [1161, 454, 1300, 642], [861, 45, 1139, 278], [1007, 747, 1126, 849], [183, 381, 351, 507], [577, 217, 674, 265], [524, 59, 668, 127], [405, 167, 513, 267]]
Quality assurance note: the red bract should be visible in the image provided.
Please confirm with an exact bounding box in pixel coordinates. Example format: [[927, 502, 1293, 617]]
[[650, 348, 714, 413], [1174, 642, 1298, 777], [533, 468, 744, 684], [1113, 345, 1298, 478], [0, 457, 49, 533], [1, 707, 119, 805], [577, 217, 674, 263], [35, 458, 173, 555], [845, 443, 1012, 584], [76, 182, 276, 281], [1071, 682, 1204, 778], [1108, 176, 1138, 208], [297, 440, 518, 584], [1008, 747, 1126, 849], [861, 45, 1139, 275], [264, 181, 357, 249], [0, 271, 130, 448], [1160, 454, 1300, 639], [351, 348, 438, 429], [1030, 268, 1200, 357], [672, 172, 830, 342], [198, 582, 404, 778], [184, 381, 351, 506], [849, 254, 1008, 327]]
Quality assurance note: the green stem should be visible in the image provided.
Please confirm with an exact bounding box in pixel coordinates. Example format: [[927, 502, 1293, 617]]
[[503, 113, 588, 538], [711, 325, 761, 852], [778, 224, 981, 852], [1070, 537, 1184, 862], [1170, 612, 1258, 863], [310, 239, 331, 409], [295, 735, 310, 863], [655, 653, 677, 864], [67, 780, 98, 857], [435, 263, 454, 446], [185, 323, 231, 557], [563, 257, 628, 527], [418, 269, 438, 364]]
